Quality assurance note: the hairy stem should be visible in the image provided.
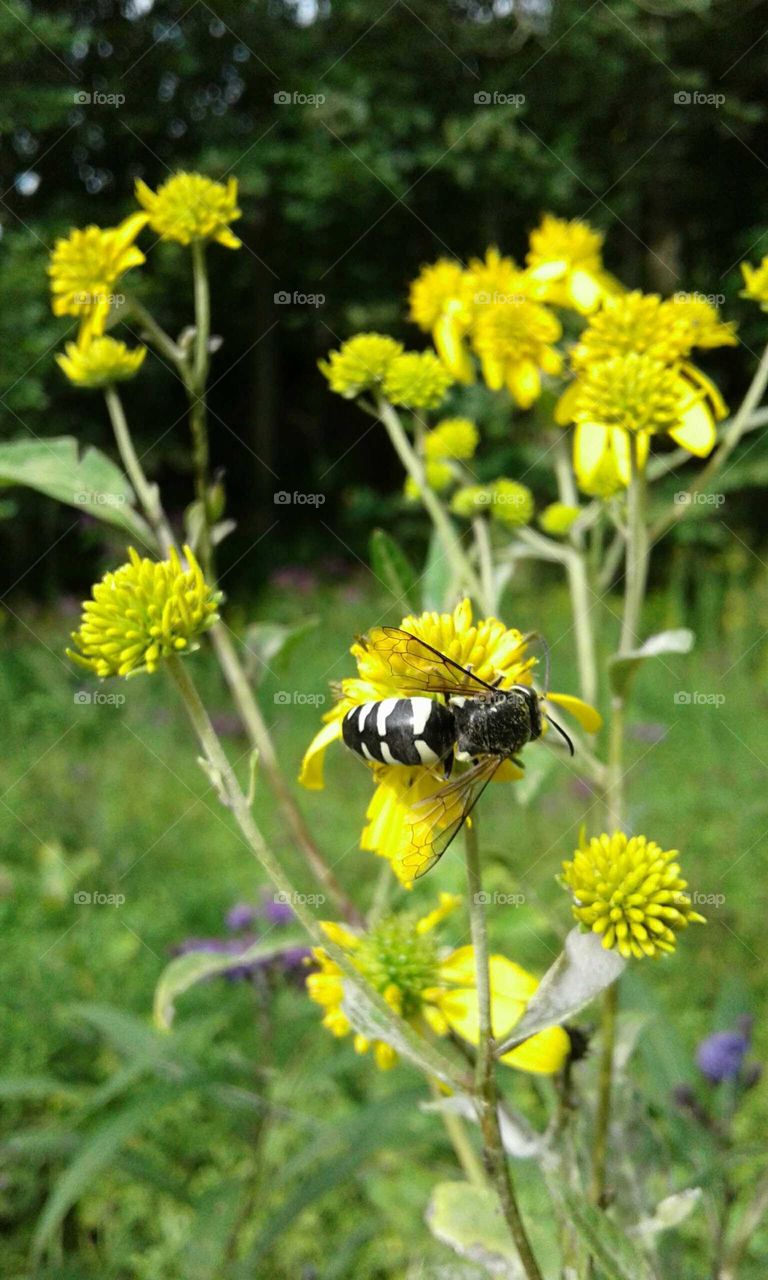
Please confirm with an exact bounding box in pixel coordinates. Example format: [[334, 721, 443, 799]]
[[472, 515, 496, 615], [188, 240, 213, 579], [464, 821, 544, 1280], [166, 654, 468, 1091], [208, 622, 362, 926], [103, 385, 176, 553], [590, 980, 618, 1207], [377, 397, 485, 604]]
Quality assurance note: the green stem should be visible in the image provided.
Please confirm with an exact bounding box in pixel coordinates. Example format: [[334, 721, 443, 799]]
[[428, 1078, 488, 1190], [554, 434, 598, 705], [208, 623, 362, 926], [189, 240, 213, 579], [377, 397, 485, 605], [472, 515, 496, 615], [103, 385, 176, 553], [165, 654, 467, 1091], [464, 821, 544, 1280], [619, 438, 648, 654], [590, 980, 618, 1207], [124, 293, 185, 365]]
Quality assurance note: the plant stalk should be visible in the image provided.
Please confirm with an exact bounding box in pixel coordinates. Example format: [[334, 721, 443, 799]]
[[103, 385, 176, 553], [464, 820, 544, 1280]]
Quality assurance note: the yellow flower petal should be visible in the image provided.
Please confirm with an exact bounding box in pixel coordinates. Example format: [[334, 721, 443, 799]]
[[546, 692, 603, 733], [499, 1025, 571, 1074], [298, 717, 343, 790], [667, 397, 716, 458]]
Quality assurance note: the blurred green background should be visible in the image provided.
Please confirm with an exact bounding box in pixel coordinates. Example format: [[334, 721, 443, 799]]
[[3, 1, 768, 1277]]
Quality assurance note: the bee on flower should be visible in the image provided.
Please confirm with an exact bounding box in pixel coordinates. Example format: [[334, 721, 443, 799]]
[[307, 893, 570, 1073], [300, 600, 600, 884]]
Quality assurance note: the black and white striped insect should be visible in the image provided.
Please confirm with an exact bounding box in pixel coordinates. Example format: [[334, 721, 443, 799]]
[[341, 626, 574, 876]]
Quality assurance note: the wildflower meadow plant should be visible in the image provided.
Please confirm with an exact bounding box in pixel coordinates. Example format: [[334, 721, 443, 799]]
[[12, 182, 766, 1275]]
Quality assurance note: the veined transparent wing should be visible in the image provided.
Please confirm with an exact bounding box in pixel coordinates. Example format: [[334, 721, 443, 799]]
[[363, 627, 498, 699], [399, 756, 504, 879]]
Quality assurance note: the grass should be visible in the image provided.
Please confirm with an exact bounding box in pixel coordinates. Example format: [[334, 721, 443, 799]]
[[1, 570, 767, 1277]]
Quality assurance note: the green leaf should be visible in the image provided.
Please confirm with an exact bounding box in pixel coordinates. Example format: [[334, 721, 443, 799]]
[[421, 526, 454, 611], [609, 628, 694, 698], [243, 618, 319, 684], [31, 1092, 170, 1263], [369, 527, 418, 607], [496, 930, 625, 1057], [427, 1181, 524, 1276], [153, 936, 304, 1030], [552, 1186, 654, 1280], [0, 435, 152, 540]]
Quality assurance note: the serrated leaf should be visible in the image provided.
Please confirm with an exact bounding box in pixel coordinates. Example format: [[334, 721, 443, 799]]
[[552, 1186, 654, 1280], [369, 527, 418, 607], [427, 1181, 524, 1277], [496, 931, 625, 1057], [0, 436, 151, 540], [153, 936, 304, 1030], [609, 629, 694, 697]]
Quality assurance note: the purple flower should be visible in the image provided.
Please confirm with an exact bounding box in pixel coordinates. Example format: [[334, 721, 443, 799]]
[[696, 1020, 752, 1083], [226, 902, 258, 932], [261, 894, 295, 927], [172, 935, 260, 982]]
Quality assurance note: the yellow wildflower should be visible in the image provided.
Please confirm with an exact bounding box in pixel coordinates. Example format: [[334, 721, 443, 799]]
[[135, 173, 241, 248], [562, 831, 706, 959], [571, 291, 736, 370], [741, 257, 768, 310], [538, 502, 580, 538], [450, 485, 493, 518], [382, 351, 454, 411], [68, 545, 220, 679], [525, 213, 615, 313], [307, 894, 570, 1073], [319, 333, 404, 399], [299, 599, 601, 883], [56, 335, 146, 389], [409, 259, 474, 383], [490, 478, 534, 528], [48, 213, 147, 339], [424, 417, 479, 461], [404, 460, 454, 500], [472, 297, 562, 409]]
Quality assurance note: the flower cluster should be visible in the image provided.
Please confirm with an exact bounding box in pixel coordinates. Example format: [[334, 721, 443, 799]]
[[307, 894, 570, 1073], [174, 891, 310, 985], [556, 290, 733, 497], [68, 545, 221, 679], [562, 831, 705, 959], [300, 598, 600, 884], [50, 172, 242, 391]]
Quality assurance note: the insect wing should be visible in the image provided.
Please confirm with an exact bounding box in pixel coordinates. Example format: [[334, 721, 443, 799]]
[[365, 627, 497, 699], [400, 756, 503, 879]]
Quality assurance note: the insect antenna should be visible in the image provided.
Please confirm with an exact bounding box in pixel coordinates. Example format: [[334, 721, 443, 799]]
[[543, 712, 574, 756]]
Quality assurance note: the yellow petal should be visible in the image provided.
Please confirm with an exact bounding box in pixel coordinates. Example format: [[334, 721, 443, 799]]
[[667, 400, 716, 458], [500, 1025, 571, 1074], [507, 359, 541, 409], [574, 420, 610, 482], [434, 311, 474, 385], [547, 692, 603, 733], [416, 892, 462, 935], [298, 717, 343, 790], [569, 268, 602, 313], [320, 920, 360, 949], [554, 380, 581, 426]]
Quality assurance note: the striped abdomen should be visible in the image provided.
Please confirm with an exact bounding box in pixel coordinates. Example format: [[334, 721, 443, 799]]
[[342, 697, 455, 767]]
